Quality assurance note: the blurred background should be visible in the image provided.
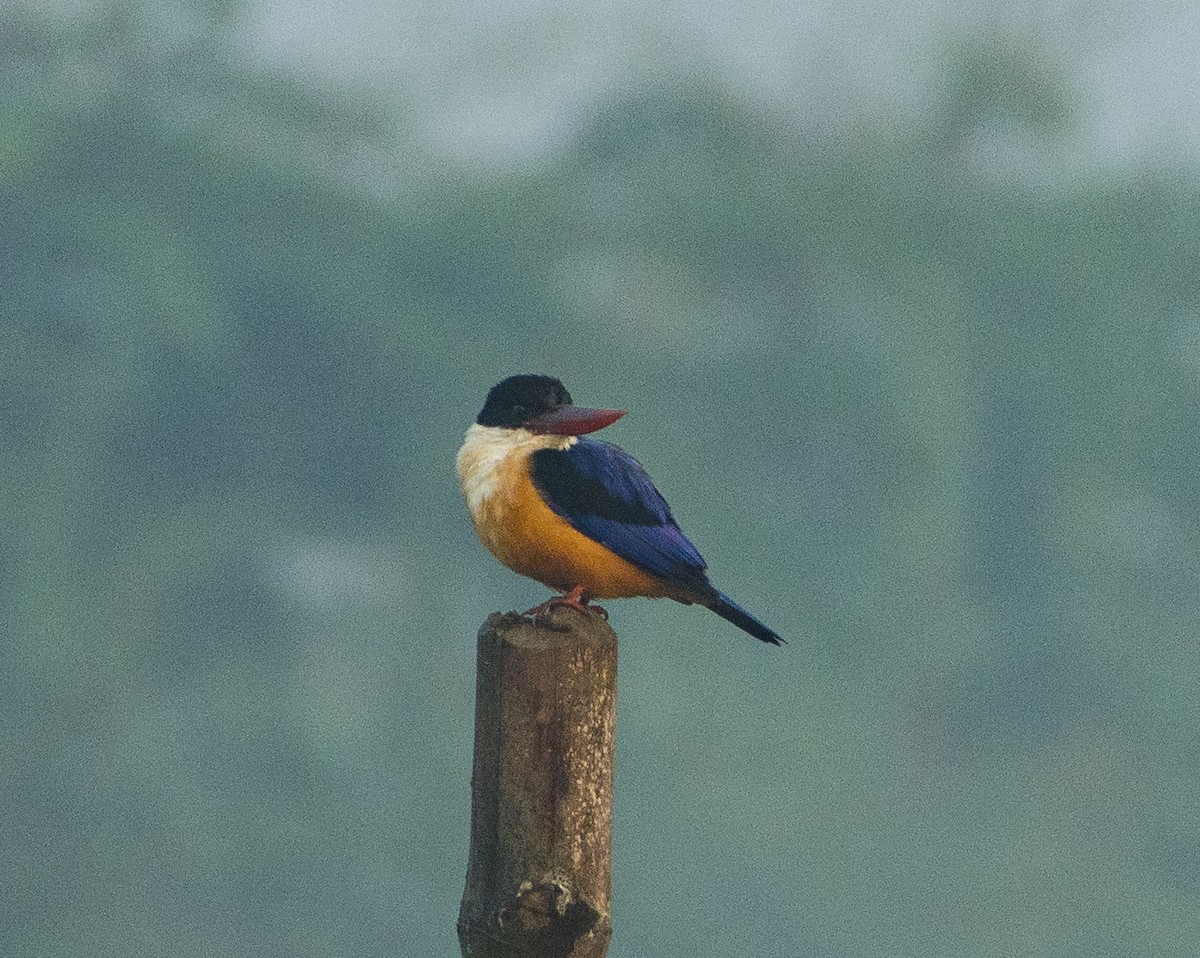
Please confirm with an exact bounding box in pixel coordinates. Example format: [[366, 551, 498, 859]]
[[4, 1, 1199, 955]]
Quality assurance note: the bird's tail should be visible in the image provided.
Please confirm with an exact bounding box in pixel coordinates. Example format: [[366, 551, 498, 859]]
[[705, 591, 784, 646]]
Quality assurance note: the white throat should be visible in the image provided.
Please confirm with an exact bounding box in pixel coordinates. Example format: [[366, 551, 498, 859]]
[[455, 424, 576, 515]]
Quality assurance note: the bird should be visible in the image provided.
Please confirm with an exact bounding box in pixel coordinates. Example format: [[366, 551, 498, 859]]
[[455, 374, 782, 645]]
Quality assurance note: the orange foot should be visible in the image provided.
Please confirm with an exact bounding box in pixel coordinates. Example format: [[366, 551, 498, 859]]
[[525, 585, 609, 621]]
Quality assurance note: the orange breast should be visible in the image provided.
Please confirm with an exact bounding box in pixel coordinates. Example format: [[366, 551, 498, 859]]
[[471, 456, 670, 600]]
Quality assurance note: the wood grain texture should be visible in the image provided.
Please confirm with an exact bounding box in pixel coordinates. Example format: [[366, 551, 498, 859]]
[[458, 607, 618, 958]]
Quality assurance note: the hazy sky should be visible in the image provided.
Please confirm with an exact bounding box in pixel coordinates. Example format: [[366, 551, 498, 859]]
[[238, 0, 1200, 165]]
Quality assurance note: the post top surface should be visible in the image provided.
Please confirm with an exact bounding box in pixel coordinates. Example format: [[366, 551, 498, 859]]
[[482, 608, 619, 650]]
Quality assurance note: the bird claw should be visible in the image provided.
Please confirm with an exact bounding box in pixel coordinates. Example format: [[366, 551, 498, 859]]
[[524, 586, 609, 622]]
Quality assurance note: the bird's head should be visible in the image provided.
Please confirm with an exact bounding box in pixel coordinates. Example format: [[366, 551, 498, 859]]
[[476, 375, 625, 436]]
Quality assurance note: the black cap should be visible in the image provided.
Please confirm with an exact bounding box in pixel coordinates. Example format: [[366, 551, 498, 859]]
[[476, 374, 573, 428]]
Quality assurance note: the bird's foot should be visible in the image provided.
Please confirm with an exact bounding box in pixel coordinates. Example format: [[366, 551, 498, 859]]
[[524, 585, 609, 621]]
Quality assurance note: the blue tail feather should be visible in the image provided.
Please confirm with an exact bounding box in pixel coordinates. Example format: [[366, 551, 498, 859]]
[[706, 591, 783, 646]]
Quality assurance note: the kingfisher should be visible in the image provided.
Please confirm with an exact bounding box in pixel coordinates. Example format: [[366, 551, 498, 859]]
[[455, 374, 782, 645]]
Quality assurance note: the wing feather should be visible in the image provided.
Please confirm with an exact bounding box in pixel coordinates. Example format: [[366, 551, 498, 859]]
[[530, 440, 710, 593]]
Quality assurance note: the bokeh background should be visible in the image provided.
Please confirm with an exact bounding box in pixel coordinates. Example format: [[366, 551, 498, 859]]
[[5, 1, 1200, 956]]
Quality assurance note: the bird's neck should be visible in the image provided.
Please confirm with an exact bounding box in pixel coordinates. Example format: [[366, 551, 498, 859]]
[[456, 424, 576, 515]]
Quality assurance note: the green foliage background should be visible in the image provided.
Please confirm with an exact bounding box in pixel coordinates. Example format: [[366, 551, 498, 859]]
[[4, 5, 1199, 957]]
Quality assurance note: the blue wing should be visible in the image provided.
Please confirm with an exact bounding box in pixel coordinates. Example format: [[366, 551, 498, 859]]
[[530, 438, 711, 592]]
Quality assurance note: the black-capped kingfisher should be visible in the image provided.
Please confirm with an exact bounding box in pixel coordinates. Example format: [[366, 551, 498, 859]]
[[455, 374, 782, 645]]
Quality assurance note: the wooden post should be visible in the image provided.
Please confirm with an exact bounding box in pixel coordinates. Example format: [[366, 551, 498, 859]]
[[458, 607, 618, 958]]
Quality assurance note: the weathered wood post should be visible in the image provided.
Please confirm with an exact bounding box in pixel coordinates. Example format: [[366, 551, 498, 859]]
[[458, 607, 618, 958]]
